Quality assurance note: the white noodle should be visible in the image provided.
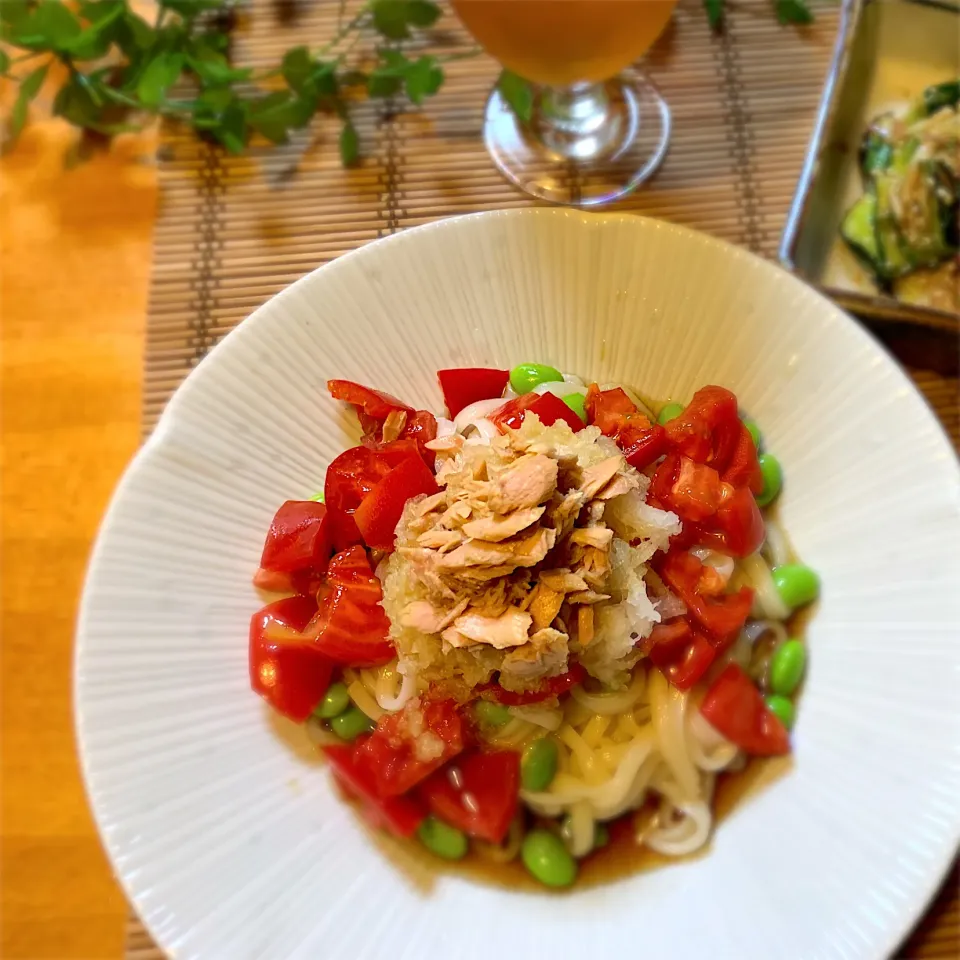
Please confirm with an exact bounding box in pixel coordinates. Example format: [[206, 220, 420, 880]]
[[453, 398, 507, 434], [376, 667, 417, 712], [690, 546, 735, 585], [571, 670, 646, 716], [533, 380, 584, 398], [507, 704, 564, 730], [687, 710, 740, 772], [738, 552, 790, 620], [649, 669, 700, 800]]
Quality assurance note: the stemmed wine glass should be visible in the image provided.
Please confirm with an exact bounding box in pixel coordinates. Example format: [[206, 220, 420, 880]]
[[450, 0, 678, 206]]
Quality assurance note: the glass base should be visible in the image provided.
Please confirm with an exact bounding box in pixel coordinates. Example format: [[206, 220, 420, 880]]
[[483, 71, 671, 207]]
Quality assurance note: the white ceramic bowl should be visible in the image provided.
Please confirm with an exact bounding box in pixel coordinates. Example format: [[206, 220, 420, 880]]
[[75, 210, 960, 960]]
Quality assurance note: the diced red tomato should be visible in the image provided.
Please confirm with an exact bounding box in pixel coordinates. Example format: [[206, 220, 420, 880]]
[[419, 750, 520, 844], [490, 391, 585, 433], [252, 565, 326, 597], [722, 421, 763, 494], [482, 663, 587, 706], [699, 665, 790, 756], [328, 379, 412, 422], [647, 619, 717, 690], [438, 368, 509, 418], [354, 453, 439, 551], [324, 744, 427, 837], [259, 500, 333, 574], [621, 425, 668, 471], [307, 546, 394, 667], [249, 596, 333, 721], [584, 385, 641, 437], [664, 385, 740, 467], [713, 486, 765, 558], [400, 410, 439, 462], [669, 458, 727, 523], [355, 699, 465, 797], [657, 550, 753, 644]]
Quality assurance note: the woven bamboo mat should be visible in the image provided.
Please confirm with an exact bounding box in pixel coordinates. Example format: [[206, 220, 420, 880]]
[[129, 0, 958, 955]]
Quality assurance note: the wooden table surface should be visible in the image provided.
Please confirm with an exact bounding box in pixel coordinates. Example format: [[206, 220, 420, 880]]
[[1, 116, 957, 960], [1, 117, 156, 959]]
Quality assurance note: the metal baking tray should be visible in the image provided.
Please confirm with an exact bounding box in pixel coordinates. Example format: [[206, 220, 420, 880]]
[[780, 0, 959, 332]]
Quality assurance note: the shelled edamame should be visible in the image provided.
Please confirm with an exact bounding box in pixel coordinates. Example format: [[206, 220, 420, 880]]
[[509, 363, 564, 395]]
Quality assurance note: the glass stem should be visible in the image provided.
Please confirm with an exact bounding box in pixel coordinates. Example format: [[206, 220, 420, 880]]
[[536, 82, 620, 161]]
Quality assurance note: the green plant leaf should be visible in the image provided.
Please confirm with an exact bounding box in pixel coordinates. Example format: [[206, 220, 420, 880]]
[[5, 63, 48, 145], [774, 0, 813, 24], [65, 3, 124, 60], [371, 0, 410, 39], [7, 1, 83, 50], [406, 0, 441, 28], [114, 10, 154, 53], [159, 0, 227, 16], [339, 120, 359, 165], [53, 73, 101, 127], [212, 100, 248, 153], [497, 70, 532, 124], [281, 46, 312, 91], [0, 50, 10, 75], [367, 68, 402, 98], [136, 51, 184, 106], [247, 90, 314, 143], [403, 55, 442, 105], [703, 0, 724, 29], [1, 0, 31, 28], [187, 48, 251, 85]]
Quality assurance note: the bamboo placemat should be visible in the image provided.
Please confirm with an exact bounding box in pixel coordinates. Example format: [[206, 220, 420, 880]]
[[128, 0, 958, 955]]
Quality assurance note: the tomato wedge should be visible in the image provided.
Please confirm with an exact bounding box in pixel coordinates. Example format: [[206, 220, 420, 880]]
[[657, 550, 753, 644], [355, 699, 465, 797], [483, 663, 587, 706], [722, 421, 763, 494], [438, 367, 509, 418], [491, 391, 585, 433], [664, 385, 740, 467], [699, 665, 790, 756], [584, 384, 640, 437], [354, 453, 439, 551], [249, 596, 333, 721], [324, 744, 427, 837], [647, 619, 717, 690], [328, 379, 412, 422], [308, 545, 394, 667], [419, 750, 520, 844], [259, 500, 333, 573]]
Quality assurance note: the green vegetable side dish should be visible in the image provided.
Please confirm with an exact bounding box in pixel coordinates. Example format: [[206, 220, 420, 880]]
[[509, 363, 564, 395], [765, 694, 795, 730], [563, 392, 588, 422], [474, 699, 512, 728], [521, 736, 559, 792], [314, 681, 350, 719], [657, 402, 685, 425], [772, 564, 820, 611], [521, 830, 578, 888], [756, 453, 783, 507], [330, 705, 374, 741], [417, 816, 469, 860], [840, 79, 959, 313], [770, 639, 807, 697]]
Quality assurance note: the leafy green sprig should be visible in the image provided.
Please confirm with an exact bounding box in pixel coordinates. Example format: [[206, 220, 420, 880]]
[[0, 0, 457, 163]]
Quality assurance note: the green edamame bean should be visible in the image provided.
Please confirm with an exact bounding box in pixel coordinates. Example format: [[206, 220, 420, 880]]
[[765, 694, 795, 730], [509, 363, 564, 395], [521, 829, 578, 888], [309, 490, 325, 502], [770, 639, 807, 697], [594, 823, 610, 850], [743, 419, 762, 450], [417, 816, 468, 860], [330, 705, 373, 742], [474, 699, 512, 728], [756, 453, 783, 508], [521, 737, 558, 792], [314, 681, 350, 719], [657, 402, 684, 425], [563, 392, 587, 422], [772, 564, 820, 610]]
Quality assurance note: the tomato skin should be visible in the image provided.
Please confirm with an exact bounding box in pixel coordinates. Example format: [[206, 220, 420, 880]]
[[657, 550, 753, 644], [249, 596, 333, 721], [324, 744, 427, 837], [714, 486, 765, 558], [328, 379, 412, 421], [669, 458, 726, 522], [259, 500, 333, 574], [419, 750, 520, 844], [355, 699, 465, 797], [584, 385, 642, 436], [622, 425, 668, 470], [308, 546, 394, 667], [481, 663, 586, 706], [647, 619, 717, 690], [699, 665, 790, 756], [354, 454, 439, 551], [491, 391, 585, 433], [723, 421, 763, 494], [664, 385, 740, 465], [438, 368, 509, 418]]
